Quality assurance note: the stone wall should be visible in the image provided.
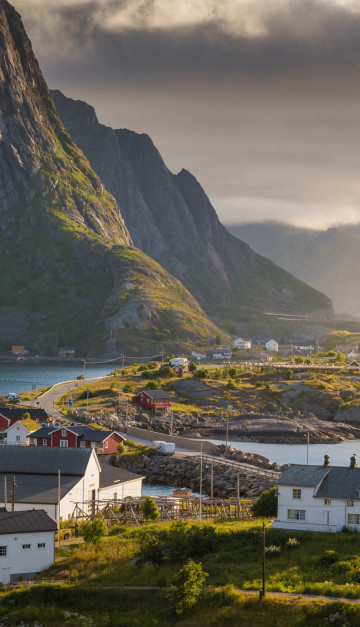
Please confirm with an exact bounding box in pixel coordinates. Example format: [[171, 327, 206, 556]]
[[112, 454, 277, 499]]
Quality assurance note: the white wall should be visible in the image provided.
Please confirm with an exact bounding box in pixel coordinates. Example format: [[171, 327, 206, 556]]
[[99, 478, 143, 502], [0, 530, 54, 583], [6, 423, 31, 446], [276, 484, 360, 532]]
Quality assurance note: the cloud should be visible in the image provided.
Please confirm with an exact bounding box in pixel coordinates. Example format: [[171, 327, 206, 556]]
[[12, 0, 360, 227]]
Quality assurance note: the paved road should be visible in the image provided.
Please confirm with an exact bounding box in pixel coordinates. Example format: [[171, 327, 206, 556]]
[[36, 376, 113, 420]]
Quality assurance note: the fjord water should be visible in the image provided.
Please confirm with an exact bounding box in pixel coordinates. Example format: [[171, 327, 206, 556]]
[[0, 362, 114, 396]]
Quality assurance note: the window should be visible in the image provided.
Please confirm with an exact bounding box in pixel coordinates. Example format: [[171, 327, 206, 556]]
[[15, 435, 20, 442], [348, 514, 360, 525], [324, 499, 332, 505], [104, 441, 108, 449], [60, 440, 68, 447], [0, 546, 7, 556], [80, 441, 85, 448], [61, 429, 67, 437], [43, 439, 48, 446], [91, 442, 96, 448], [22, 544, 31, 550], [292, 489, 301, 499], [287, 509, 306, 521], [16, 426, 20, 430], [37, 543, 46, 549], [348, 501, 355, 507]]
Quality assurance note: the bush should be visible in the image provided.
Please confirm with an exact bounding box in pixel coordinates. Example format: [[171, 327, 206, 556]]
[[81, 518, 107, 545], [137, 530, 165, 567], [284, 370, 293, 380], [321, 550, 338, 565], [194, 368, 209, 379], [123, 383, 134, 393], [141, 496, 160, 522], [188, 362, 197, 372], [168, 559, 208, 616], [228, 368, 237, 378], [117, 443, 126, 454], [226, 379, 236, 390], [252, 486, 277, 517]]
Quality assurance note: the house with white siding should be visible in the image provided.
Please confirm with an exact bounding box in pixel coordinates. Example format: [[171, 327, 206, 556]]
[[265, 339, 279, 352], [5, 418, 40, 446], [234, 338, 252, 349], [273, 455, 360, 533], [0, 447, 144, 521], [0, 509, 57, 584]]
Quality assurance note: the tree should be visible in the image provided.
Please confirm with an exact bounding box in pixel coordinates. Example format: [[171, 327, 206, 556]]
[[252, 486, 278, 518], [117, 443, 126, 454], [188, 362, 197, 373], [168, 559, 208, 616], [141, 496, 160, 522], [21, 412, 30, 420], [81, 518, 107, 544]]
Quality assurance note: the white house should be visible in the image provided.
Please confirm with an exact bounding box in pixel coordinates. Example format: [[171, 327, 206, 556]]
[[0, 509, 57, 584], [265, 339, 279, 352], [5, 418, 40, 446], [273, 455, 360, 533], [0, 447, 144, 521], [234, 338, 252, 349]]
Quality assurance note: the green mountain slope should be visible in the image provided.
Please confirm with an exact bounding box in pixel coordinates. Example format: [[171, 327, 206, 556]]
[[0, 0, 226, 355], [51, 90, 334, 328]]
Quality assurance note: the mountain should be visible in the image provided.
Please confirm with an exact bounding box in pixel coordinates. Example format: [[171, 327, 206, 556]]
[[228, 222, 360, 318], [51, 90, 333, 328], [0, 0, 227, 355]]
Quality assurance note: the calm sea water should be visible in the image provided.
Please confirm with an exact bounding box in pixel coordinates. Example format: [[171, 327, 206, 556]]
[[210, 438, 360, 467], [0, 362, 114, 396]]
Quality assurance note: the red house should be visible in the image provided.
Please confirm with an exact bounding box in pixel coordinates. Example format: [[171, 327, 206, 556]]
[[349, 361, 360, 371], [131, 390, 171, 410], [0, 408, 48, 432], [29, 425, 125, 454], [172, 365, 184, 378]]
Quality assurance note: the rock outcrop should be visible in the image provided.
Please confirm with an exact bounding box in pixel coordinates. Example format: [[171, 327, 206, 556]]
[[0, 0, 227, 355]]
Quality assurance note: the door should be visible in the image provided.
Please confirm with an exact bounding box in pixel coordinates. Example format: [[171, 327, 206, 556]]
[[2, 568, 10, 584]]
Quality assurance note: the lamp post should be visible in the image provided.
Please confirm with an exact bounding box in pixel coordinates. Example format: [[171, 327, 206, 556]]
[[260, 520, 266, 599]]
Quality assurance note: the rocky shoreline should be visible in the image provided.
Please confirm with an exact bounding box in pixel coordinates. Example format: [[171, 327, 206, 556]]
[[111, 451, 278, 499]]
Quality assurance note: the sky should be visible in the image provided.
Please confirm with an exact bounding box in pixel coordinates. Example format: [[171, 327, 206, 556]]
[[11, 0, 360, 228]]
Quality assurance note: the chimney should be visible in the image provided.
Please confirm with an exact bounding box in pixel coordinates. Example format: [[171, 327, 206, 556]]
[[323, 454, 330, 467], [350, 454, 358, 469]]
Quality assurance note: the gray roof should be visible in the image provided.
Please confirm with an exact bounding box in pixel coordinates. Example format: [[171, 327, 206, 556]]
[[99, 461, 144, 489], [315, 467, 360, 500], [142, 391, 171, 399], [278, 464, 330, 487], [0, 509, 57, 535], [0, 447, 92, 476], [0, 473, 80, 505], [30, 425, 117, 443]]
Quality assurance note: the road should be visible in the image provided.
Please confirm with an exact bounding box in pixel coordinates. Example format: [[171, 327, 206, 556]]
[[35, 376, 113, 421]]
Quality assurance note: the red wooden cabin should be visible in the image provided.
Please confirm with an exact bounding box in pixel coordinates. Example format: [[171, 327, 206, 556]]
[[131, 390, 171, 410]]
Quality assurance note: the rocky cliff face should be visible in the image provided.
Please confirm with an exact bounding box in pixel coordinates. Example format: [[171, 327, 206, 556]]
[[51, 90, 334, 325], [0, 0, 226, 355]]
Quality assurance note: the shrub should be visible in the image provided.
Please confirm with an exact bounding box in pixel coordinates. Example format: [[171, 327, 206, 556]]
[[284, 370, 293, 380], [321, 550, 338, 565], [194, 368, 209, 379], [287, 537, 299, 548], [141, 496, 160, 522], [123, 383, 134, 393], [226, 379, 236, 390], [265, 545, 281, 557], [81, 518, 107, 545], [229, 368, 237, 378], [252, 486, 277, 517], [137, 530, 165, 567], [168, 559, 208, 616], [117, 443, 126, 454], [188, 362, 197, 372]]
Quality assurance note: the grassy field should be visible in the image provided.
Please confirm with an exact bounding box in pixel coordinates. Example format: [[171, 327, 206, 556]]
[[4, 519, 360, 625]]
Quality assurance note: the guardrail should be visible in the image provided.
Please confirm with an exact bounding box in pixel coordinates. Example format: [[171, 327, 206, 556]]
[[190, 454, 280, 479]]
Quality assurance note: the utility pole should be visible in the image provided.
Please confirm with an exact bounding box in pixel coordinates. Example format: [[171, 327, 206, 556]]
[[237, 474, 240, 502], [57, 469, 61, 549], [261, 521, 266, 599], [4, 476, 7, 511], [118, 385, 121, 407], [170, 410, 173, 436], [161, 349, 164, 365], [225, 415, 229, 458], [307, 432, 310, 465], [125, 404, 129, 432], [83, 360, 86, 380], [122, 354, 125, 368], [11, 476, 16, 512], [86, 389, 89, 410], [199, 444, 203, 523], [210, 464, 213, 500]]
